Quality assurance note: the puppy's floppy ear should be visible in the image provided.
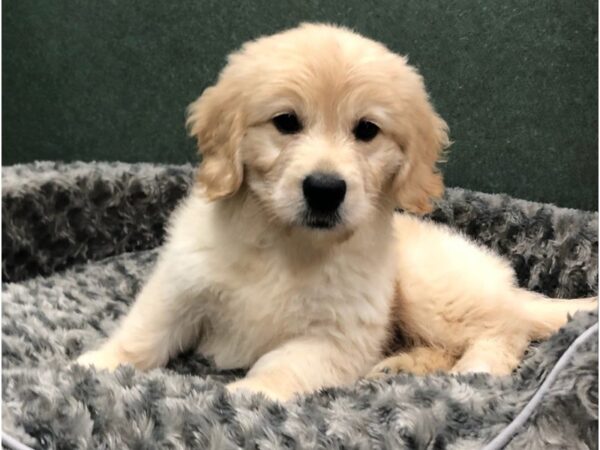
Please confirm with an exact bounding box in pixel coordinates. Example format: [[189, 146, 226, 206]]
[[186, 78, 245, 201], [393, 76, 449, 215]]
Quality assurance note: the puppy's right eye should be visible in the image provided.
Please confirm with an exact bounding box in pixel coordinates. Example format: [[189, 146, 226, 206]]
[[272, 113, 303, 134], [353, 119, 380, 142]]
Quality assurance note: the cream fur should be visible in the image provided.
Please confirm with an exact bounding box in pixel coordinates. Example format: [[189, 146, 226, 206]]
[[77, 23, 596, 401]]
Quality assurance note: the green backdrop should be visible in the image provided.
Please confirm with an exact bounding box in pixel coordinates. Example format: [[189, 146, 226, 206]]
[[4, 0, 598, 210]]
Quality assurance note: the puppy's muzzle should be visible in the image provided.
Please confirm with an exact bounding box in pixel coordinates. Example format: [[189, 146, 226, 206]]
[[302, 172, 346, 228]]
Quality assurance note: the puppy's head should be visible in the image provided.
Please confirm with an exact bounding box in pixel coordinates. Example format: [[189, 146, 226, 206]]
[[187, 23, 449, 232]]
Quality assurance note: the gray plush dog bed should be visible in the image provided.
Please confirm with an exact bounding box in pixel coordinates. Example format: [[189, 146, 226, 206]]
[[2, 162, 598, 449]]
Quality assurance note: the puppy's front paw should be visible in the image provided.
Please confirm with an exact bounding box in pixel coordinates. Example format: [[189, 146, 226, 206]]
[[366, 354, 416, 379], [450, 361, 493, 375], [227, 378, 288, 402], [76, 347, 126, 372]]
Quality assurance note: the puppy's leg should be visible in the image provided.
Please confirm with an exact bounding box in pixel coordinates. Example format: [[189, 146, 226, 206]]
[[77, 264, 204, 371], [451, 334, 529, 375], [227, 338, 365, 402], [366, 346, 456, 379]]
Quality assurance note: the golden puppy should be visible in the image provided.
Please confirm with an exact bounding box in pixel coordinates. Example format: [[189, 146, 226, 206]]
[[78, 23, 596, 401]]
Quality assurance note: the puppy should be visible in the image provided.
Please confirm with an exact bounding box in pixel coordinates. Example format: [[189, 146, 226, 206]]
[[78, 23, 596, 401]]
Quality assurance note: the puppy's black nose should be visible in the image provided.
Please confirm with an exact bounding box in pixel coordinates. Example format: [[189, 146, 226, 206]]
[[302, 172, 347, 213]]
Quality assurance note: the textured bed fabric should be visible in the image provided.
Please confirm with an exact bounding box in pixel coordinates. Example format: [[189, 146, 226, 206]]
[[2, 162, 598, 449], [2, 161, 193, 283]]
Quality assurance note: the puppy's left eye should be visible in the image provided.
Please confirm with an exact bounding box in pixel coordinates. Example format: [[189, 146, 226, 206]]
[[272, 113, 303, 134], [353, 120, 380, 142]]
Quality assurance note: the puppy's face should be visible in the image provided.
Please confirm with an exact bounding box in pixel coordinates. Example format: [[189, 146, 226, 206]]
[[188, 24, 448, 233]]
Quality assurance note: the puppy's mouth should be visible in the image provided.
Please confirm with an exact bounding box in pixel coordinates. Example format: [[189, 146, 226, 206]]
[[301, 210, 342, 230]]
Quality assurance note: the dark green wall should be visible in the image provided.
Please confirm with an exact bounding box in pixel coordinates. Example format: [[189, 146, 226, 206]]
[[4, 0, 598, 210]]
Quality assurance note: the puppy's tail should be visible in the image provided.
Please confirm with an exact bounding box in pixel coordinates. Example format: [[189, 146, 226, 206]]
[[517, 289, 598, 340]]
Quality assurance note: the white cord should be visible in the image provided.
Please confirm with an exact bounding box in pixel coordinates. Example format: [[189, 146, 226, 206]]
[[482, 322, 598, 450], [1, 432, 35, 450]]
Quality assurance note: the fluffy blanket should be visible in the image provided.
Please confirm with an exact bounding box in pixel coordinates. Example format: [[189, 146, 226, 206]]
[[2, 162, 598, 449]]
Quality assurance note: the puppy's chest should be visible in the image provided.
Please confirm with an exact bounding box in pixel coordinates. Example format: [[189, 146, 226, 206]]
[[209, 250, 384, 323], [199, 247, 393, 367]]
